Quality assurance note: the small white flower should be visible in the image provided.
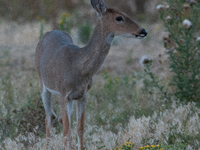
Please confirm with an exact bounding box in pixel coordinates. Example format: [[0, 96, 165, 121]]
[[165, 48, 173, 54], [196, 37, 200, 41], [140, 55, 150, 66], [165, 5, 169, 10], [182, 19, 192, 29], [156, 4, 165, 11], [183, 3, 190, 10], [166, 16, 172, 21], [166, 16, 172, 19]]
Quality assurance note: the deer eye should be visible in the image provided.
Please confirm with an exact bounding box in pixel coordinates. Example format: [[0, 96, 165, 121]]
[[116, 16, 123, 22]]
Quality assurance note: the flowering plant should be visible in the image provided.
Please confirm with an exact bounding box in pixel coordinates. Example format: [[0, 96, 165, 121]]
[[59, 12, 72, 33], [156, 0, 200, 102]]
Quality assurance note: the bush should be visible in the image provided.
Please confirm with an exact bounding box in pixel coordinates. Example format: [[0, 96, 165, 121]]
[[59, 12, 72, 34], [78, 22, 92, 44], [144, 0, 200, 103]]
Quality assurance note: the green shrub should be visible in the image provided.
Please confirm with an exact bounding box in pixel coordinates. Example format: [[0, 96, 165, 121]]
[[78, 22, 92, 44], [157, 0, 200, 102], [143, 1, 200, 104], [59, 12, 72, 34]]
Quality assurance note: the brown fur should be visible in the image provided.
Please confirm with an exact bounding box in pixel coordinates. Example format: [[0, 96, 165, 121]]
[[35, 0, 146, 149]]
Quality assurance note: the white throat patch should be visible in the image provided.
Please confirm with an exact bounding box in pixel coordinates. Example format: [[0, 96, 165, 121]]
[[106, 34, 114, 46]]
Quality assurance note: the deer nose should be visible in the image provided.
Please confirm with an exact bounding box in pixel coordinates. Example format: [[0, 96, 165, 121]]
[[140, 29, 147, 37]]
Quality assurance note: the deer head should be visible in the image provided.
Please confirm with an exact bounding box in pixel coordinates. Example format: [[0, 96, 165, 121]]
[[91, 0, 147, 39]]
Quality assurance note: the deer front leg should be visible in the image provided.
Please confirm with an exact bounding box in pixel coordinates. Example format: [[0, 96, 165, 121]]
[[60, 96, 73, 150], [76, 97, 87, 150]]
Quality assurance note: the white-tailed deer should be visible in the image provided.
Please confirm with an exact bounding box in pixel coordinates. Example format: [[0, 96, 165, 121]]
[[35, 0, 147, 149]]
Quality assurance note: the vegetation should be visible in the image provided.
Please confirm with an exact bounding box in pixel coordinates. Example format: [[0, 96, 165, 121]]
[[0, 0, 200, 149], [155, 0, 200, 103], [0, 0, 150, 22], [0, 0, 77, 21], [78, 22, 92, 44], [59, 12, 73, 34]]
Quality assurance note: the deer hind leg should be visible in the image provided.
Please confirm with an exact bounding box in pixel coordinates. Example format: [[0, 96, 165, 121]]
[[42, 85, 57, 149], [60, 96, 74, 150], [58, 99, 74, 125], [76, 97, 87, 150]]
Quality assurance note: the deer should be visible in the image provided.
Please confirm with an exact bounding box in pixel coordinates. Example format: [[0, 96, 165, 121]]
[[35, 0, 147, 149]]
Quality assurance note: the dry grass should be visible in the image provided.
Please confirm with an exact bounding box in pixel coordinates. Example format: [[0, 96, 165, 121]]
[[1, 102, 200, 150]]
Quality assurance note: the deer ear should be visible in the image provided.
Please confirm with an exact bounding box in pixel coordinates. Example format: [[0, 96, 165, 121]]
[[91, 0, 107, 17]]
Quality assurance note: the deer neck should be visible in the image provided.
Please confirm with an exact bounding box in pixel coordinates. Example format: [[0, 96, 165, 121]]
[[78, 21, 114, 78]]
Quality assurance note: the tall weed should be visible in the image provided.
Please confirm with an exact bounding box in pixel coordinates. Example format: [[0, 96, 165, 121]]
[[155, 0, 200, 102]]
